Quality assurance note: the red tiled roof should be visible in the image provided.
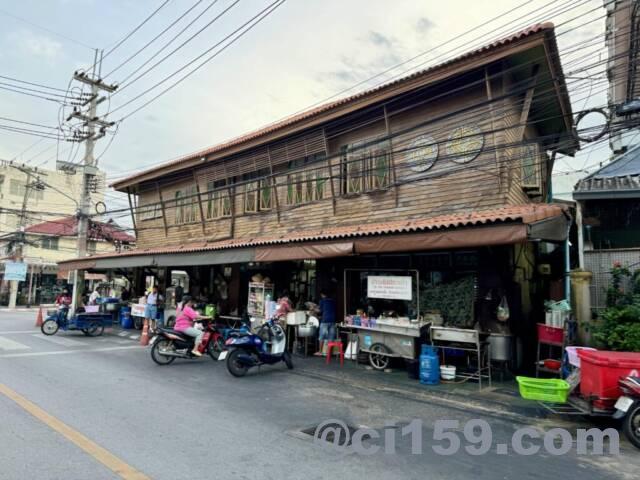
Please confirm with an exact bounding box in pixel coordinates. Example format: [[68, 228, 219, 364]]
[[59, 203, 565, 264], [112, 22, 562, 189], [25, 216, 135, 243]]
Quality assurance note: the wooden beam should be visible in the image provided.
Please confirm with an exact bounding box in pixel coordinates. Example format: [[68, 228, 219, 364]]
[[126, 187, 138, 239], [516, 65, 539, 142], [156, 182, 168, 237], [383, 105, 399, 207], [322, 127, 336, 214], [484, 66, 501, 192], [267, 146, 280, 221], [192, 171, 206, 234], [222, 160, 235, 238]]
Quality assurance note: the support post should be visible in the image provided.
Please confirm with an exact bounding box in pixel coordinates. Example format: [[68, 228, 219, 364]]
[[126, 188, 138, 239], [267, 146, 280, 221], [322, 128, 336, 214], [192, 172, 206, 234], [383, 105, 398, 206], [156, 183, 169, 237]]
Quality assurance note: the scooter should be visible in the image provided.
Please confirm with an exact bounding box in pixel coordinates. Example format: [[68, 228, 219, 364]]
[[220, 317, 293, 377], [614, 376, 640, 449], [149, 318, 224, 365]]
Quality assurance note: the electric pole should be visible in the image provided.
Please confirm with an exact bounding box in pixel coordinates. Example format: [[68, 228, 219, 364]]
[[68, 50, 116, 310], [7, 169, 33, 309]]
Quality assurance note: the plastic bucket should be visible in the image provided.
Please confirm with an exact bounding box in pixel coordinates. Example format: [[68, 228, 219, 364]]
[[565, 346, 596, 368], [440, 365, 456, 380], [119, 307, 133, 329]]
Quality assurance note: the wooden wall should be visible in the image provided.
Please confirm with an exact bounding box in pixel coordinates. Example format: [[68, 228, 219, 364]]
[[133, 72, 546, 249]]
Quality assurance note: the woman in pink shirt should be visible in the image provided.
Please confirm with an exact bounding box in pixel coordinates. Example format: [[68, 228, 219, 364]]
[[174, 296, 207, 357]]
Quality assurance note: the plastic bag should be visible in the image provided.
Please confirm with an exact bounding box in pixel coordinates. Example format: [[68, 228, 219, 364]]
[[497, 296, 510, 322]]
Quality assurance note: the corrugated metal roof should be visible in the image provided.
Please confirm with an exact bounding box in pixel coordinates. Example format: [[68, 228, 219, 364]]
[[112, 22, 562, 189], [25, 216, 136, 243], [59, 203, 565, 265], [574, 144, 640, 196]]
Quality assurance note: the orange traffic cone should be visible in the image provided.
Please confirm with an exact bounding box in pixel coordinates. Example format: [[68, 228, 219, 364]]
[[35, 307, 44, 328], [140, 319, 150, 346]]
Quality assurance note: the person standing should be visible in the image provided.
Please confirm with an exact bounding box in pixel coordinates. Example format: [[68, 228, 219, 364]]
[[316, 290, 336, 356], [174, 282, 184, 304], [145, 285, 164, 332]]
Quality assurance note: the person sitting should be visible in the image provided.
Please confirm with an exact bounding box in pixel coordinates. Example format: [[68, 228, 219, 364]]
[[89, 288, 100, 305], [173, 296, 207, 357], [55, 289, 72, 308]]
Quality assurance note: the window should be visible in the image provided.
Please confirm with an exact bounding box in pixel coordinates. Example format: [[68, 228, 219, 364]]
[[9, 179, 43, 200], [243, 170, 271, 213], [174, 186, 199, 224], [174, 191, 183, 224], [521, 143, 541, 189], [285, 153, 327, 206], [341, 138, 391, 195], [139, 202, 162, 221], [206, 180, 232, 219], [41, 237, 59, 250]]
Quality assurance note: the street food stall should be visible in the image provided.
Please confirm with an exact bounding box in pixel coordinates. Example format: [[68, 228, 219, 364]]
[[340, 269, 431, 370]]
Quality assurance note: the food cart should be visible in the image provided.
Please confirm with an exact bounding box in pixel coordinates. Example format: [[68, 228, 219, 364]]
[[340, 269, 430, 370]]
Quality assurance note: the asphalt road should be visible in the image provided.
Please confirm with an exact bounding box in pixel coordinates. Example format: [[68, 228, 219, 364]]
[[0, 310, 638, 480]]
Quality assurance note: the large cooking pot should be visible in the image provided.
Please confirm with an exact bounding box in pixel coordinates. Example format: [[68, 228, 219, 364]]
[[489, 333, 513, 362], [297, 325, 317, 338]]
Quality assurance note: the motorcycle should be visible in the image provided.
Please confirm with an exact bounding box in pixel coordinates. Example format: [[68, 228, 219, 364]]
[[149, 318, 224, 365], [220, 317, 293, 377], [614, 375, 640, 449]]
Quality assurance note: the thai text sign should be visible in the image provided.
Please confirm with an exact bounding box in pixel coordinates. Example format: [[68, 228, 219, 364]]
[[367, 276, 412, 301], [4, 262, 27, 281]]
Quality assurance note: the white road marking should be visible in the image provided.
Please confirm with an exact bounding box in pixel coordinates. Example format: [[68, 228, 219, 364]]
[[32, 334, 85, 347], [118, 332, 129, 337], [0, 345, 140, 358], [0, 336, 31, 351], [0, 330, 40, 335]]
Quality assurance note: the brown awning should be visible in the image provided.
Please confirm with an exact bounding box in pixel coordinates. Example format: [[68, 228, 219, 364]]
[[355, 224, 528, 254], [255, 241, 354, 262]]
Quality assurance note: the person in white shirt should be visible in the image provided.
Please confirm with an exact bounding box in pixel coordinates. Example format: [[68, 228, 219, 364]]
[[145, 286, 164, 332], [89, 288, 100, 305]]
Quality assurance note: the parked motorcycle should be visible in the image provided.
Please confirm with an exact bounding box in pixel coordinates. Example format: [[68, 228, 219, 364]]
[[149, 319, 224, 365], [220, 317, 293, 377], [614, 375, 640, 448]]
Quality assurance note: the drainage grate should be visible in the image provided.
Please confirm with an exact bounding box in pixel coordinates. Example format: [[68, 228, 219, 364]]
[[300, 422, 359, 446]]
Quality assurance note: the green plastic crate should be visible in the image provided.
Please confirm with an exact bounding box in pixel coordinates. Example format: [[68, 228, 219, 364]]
[[516, 376, 570, 403]]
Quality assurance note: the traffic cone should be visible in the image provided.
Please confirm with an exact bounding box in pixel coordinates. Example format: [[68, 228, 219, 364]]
[[140, 319, 150, 346], [35, 307, 44, 328]]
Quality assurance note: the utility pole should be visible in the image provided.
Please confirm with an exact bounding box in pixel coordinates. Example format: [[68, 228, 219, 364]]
[[69, 50, 116, 311], [7, 168, 34, 309]]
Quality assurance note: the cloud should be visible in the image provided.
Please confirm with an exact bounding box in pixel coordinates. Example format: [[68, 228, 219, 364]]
[[416, 17, 435, 33], [368, 30, 393, 48], [8, 29, 63, 63]]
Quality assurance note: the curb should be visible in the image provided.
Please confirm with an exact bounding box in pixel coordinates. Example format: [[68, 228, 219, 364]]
[[290, 366, 553, 426]]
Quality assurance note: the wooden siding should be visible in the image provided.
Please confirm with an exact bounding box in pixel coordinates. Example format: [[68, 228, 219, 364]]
[[134, 80, 548, 249]]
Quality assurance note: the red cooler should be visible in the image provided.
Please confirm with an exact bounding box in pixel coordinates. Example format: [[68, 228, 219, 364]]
[[578, 350, 640, 403]]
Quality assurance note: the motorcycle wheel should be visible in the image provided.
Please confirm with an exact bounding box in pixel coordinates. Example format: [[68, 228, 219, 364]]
[[227, 349, 250, 377], [207, 336, 225, 361], [133, 316, 143, 330], [41, 320, 59, 336], [623, 403, 640, 449], [85, 322, 104, 337], [166, 315, 176, 328], [151, 339, 177, 365], [283, 350, 294, 370]]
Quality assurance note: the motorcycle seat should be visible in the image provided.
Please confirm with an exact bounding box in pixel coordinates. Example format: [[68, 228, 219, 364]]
[[159, 328, 192, 341]]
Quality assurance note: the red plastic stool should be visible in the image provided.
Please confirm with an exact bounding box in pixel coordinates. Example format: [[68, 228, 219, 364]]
[[326, 340, 344, 367]]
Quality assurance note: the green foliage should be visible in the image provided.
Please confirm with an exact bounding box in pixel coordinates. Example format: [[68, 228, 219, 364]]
[[593, 264, 640, 351]]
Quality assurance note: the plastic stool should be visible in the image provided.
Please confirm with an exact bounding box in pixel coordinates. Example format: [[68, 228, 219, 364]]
[[326, 340, 344, 367]]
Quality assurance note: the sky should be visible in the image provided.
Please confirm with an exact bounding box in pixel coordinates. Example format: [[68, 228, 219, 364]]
[[0, 0, 616, 215]]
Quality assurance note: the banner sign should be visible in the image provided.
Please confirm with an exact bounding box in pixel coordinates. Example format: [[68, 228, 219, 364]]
[[367, 275, 412, 301], [131, 304, 146, 317], [4, 262, 28, 281]]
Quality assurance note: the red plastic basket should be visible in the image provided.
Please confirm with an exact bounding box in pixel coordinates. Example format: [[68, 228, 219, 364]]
[[578, 350, 640, 401], [537, 323, 564, 345]]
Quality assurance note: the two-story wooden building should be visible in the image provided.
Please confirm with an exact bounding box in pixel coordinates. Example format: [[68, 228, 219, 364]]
[[61, 23, 577, 367]]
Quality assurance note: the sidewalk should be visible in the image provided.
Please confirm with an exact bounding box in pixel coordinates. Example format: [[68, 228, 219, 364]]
[[289, 354, 556, 425]]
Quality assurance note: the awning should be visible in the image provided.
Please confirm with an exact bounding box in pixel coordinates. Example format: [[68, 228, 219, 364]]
[[58, 203, 569, 271], [255, 241, 354, 262]]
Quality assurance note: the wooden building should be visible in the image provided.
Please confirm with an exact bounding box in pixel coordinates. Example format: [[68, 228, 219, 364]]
[[60, 23, 578, 368]]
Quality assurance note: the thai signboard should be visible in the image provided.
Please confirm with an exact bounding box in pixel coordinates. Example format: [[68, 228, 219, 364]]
[[4, 262, 28, 281], [367, 275, 412, 301]]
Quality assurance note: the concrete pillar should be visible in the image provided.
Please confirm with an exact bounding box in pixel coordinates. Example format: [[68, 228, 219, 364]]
[[570, 269, 593, 345], [8, 280, 18, 309]]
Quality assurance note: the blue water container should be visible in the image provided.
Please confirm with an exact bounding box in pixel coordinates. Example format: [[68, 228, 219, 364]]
[[120, 306, 133, 329], [419, 345, 440, 385]]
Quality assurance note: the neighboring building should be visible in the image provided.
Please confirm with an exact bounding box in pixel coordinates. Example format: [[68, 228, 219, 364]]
[[604, 0, 640, 154], [574, 144, 640, 309], [0, 216, 134, 305], [0, 160, 106, 237], [61, 24, 576, 368]]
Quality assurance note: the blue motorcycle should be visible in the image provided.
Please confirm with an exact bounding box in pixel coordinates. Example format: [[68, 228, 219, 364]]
[[220, 317, 293, 377]]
